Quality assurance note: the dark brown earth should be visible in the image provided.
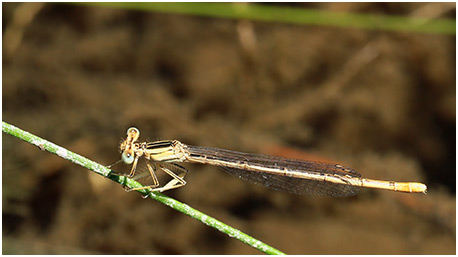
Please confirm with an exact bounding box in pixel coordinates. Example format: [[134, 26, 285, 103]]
[[2, 3, 455, 254]]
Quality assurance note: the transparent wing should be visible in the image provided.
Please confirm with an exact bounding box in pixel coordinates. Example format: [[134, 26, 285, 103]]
[[186, 145, 361, 197], [221, 167, 359, 197]]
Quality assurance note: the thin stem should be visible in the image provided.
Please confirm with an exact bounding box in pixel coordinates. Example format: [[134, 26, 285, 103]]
[[2, 121, 285, 255], [73, 2, 455, 35]]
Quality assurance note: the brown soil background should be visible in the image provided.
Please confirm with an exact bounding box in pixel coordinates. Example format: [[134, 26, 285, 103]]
[[2, 3, 456, 254]]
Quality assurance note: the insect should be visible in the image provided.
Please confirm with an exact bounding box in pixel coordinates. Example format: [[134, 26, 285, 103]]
[[117, 127, 427, 197]]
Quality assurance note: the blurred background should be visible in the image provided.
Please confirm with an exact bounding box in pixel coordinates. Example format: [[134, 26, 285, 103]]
[[2, 2, 455, 254]]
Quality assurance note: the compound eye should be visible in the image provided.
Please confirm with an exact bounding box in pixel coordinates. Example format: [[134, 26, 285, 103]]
[[127, 127, 139, 135], [122, 152, 134, 164]]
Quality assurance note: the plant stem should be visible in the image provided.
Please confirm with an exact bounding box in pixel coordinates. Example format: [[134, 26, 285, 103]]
[[74, 2, 455, 35], [2, 121, 285, 255]]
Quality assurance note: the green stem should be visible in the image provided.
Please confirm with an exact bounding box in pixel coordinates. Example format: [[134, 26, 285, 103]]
[[73, 2, 455, 35], [2, 121, 285, 255]]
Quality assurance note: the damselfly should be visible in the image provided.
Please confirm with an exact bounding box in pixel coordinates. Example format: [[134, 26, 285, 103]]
[[116, 127, 427, 197]]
